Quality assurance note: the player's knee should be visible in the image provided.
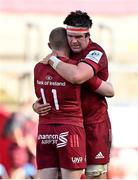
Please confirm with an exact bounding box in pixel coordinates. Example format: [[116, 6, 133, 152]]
[[85, 164, 107, 178]]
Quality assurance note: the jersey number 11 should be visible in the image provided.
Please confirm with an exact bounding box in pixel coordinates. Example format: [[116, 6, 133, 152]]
[[40, 88, 59, 110]]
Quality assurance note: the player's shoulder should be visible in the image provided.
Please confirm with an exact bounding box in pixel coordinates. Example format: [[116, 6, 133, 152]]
[[34, 61, 47, 76], [34, 61, 41, 67], [84, 41, 107, 63], [34, 60, 47, 70], [85, 40, 106, 56], [91, 41, 105, 53]]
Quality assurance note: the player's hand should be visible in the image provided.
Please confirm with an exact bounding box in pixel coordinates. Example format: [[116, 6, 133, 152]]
[[32, 98, 51, 116]]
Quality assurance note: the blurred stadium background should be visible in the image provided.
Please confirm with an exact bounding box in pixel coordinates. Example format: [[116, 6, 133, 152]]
[[0, 0, 138, 179]]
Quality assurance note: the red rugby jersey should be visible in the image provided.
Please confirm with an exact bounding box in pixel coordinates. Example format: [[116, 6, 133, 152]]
[[71, 40, 109, 124], [34, 57, 83, 127]]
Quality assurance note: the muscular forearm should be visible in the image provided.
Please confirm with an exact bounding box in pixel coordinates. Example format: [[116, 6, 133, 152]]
[[55, 61, 83, 84], [49, 56, 94, 84], [95, 81, 114, 97]]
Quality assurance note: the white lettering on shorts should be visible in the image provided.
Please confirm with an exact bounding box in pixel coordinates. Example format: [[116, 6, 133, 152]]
[[38, 134, 58, 144], [71, 156, 83, 164], [85, 50, 103, 63], [38, 131, 69, 148]]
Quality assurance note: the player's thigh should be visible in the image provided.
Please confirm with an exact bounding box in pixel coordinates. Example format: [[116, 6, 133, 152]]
[[58, 125, 86, 170], [37, 167, 58, 179], [36, 124, 59, 169], [85, 118, 112, 164], [61, 168, 83, 179]]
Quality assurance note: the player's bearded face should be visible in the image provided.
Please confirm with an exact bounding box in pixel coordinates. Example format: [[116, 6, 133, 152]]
[[67, 32, 89, 53]]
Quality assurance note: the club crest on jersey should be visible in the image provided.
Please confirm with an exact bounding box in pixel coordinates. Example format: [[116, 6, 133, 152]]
[[45, 75, 53, 80], [85, 50, 103, 63]]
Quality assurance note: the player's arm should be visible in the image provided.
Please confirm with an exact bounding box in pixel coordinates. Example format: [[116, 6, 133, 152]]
[[86, 76, 114, 97], [45, 56, 94, 84]]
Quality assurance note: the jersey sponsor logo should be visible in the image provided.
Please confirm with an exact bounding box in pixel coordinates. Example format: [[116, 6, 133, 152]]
[[85, 50, 103, 64], [57, 131, 69, 148], [38, 134, 58, 144], [37, 80, 66, 86], [71, 156, 83, 164], [95, 152, 105, 159], [38, 131, 69, 148], [38, 134, 58, 140]]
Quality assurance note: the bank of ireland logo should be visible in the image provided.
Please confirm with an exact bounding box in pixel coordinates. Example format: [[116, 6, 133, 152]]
[[57, 131, 69, 148]]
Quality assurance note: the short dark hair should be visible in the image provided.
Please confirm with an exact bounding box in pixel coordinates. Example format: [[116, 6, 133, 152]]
[[49, 27, 69, 51], [63, 10, 92, 28]]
